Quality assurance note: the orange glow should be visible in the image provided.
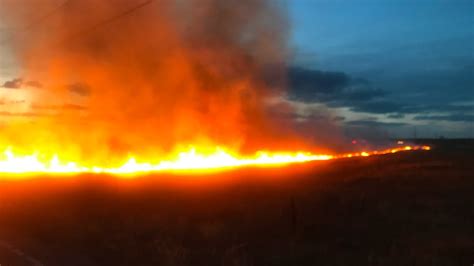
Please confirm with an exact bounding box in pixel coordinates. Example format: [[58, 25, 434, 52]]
[[0, 2, 432, 180], [0, 145, 430, 178]]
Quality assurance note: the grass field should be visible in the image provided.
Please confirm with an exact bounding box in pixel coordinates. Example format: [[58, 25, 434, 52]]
[[0, 139, 473, 265]]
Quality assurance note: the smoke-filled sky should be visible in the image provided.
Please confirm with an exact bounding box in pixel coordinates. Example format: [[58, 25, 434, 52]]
[[1, 0, 473, 140]]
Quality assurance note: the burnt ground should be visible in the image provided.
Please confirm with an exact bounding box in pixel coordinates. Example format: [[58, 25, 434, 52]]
[[0, 139, 473, 266]]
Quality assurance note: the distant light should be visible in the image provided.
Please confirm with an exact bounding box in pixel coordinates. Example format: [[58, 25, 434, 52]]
[[352, 140, 357, 144], [397, 140, 404, 145]]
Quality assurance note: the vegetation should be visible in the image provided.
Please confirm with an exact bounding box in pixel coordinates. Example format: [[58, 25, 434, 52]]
[[0, 139, 473, 265]]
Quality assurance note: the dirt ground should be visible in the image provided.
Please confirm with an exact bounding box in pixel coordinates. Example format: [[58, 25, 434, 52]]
[[0, 139, 473, 266]]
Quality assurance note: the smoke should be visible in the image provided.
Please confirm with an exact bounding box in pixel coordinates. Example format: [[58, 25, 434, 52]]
[[1, 0, 310, 163]]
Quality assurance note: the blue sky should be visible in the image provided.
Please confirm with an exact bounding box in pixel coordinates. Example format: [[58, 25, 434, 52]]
[[290, 0, 473, 56], [287, 0, 474, 138]]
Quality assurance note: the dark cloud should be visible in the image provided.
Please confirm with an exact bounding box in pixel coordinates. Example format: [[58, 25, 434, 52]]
[[1, 78, 43, 89], [273, 109, 341, 124], [343, 87, 386, 102], [0, 100, 25, 105], [1, 78, 23, 89], [25, 80, 43, 88], [0, 111, 49, 117], [288, 67, 350, 99], [387, 113, 405, 119], [402, 104, 474, 114], [414, 114, 474, 122], [291, 35, 474, 137], [349, 100, 403, 114], [288, 66, 474, 131], [385, 64, 474, 105], [2, 78, 90, 94], [68, 83, 91, 96], [31, 104, 86, 111], [342, 119, 407, 141], [288, 66, 392, 113], [346, 120, 407, 127]]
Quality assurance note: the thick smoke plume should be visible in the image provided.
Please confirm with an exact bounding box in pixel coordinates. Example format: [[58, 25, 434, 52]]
[[1, 0, 308, 164]]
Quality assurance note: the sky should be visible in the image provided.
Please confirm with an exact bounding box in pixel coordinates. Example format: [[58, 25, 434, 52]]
[[287, 0, 474, 138], [0, 0, 473, 139]]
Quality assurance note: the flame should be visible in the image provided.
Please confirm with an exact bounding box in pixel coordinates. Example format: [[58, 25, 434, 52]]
[[0, 2, 431, 180], [0, 145, 430, 178]]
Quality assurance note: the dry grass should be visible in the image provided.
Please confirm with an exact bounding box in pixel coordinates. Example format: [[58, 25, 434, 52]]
[[0, 139, 473, 265]]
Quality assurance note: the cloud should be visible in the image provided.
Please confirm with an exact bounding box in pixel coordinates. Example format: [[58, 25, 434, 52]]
[[68, 83, 91, 96], [288, 66, 399, 115], [349, 100, 403, 114], [0, 100, 25, 105], [414, 114, 474, 122], [346, 120, 407, 127], [1, 78, 23, 89], [289, 66, 387, 103], [289, 35, 474, 137], [25, 80, 43, 88], [0, 111, 49, 117], [288, 67, 350, 99], [31, 104, 86, 111], [343, 87, 386, 102], [1, 78, 43, 89], [342, 119, 408, 140], [288, 66, 474, 131], [401, 104, 474, 114], [387, 113, 405, 119]]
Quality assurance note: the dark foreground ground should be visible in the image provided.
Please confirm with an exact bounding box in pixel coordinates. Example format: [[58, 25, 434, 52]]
[[0, 139, 473, 266]]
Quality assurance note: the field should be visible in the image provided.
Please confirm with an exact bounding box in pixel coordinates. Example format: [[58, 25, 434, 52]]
[[0, 139, 473, 266]]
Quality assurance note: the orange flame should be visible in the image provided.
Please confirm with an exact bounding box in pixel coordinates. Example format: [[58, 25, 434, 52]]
[[0, 145, 430, 178], [0, 2, 431, 179]]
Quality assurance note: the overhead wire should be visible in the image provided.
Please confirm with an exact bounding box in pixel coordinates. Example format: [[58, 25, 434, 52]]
[[2, 0, 154, 45], [0, 0, 73, 45], [65, 0, 154, 42]]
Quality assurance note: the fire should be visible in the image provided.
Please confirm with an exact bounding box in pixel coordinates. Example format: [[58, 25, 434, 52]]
[[0, 145, 430, 178], [0, 1, 432, 180]]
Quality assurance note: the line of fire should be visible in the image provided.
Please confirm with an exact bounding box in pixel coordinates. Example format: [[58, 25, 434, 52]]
[[0, 1, 432, 178]]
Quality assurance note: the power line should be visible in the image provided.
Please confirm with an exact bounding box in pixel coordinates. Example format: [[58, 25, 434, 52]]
[[65, 0, 153, 42], [23, 0, 73, 31], [0, 0, 72, 45], [2, 0, 153, 46]]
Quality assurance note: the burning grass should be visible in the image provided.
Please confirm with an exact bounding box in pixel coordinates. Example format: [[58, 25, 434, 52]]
[[0, 140, 471, 266], [0, 1, 433, 180], [0, 0, 306, 168], [0, 145, 430, 178]]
